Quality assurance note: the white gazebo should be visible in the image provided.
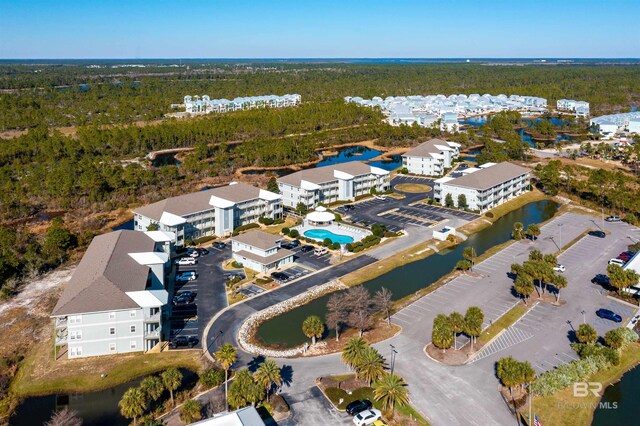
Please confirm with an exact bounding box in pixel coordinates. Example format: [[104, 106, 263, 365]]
[[305, 206, 335, 226]]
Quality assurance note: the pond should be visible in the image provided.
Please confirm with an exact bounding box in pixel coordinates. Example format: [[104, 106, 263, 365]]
[[241, 146, 403, 176], [152, 153, 181, 167], [592, 364, 640, 425], [459, 115, 575, 146], [112, 218, 134, 231], [11, 369, 197, 426], [256, 200, 559, 348]]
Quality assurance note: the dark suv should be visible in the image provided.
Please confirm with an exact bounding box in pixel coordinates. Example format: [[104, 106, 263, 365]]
[[346, 399, 372, 416], [169, 336, 199, 348]]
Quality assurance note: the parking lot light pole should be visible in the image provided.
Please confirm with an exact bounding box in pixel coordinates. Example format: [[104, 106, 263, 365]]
[[581, 310, 586, 324], [390, 344, 397, 375], [559, 223, 563, 249]]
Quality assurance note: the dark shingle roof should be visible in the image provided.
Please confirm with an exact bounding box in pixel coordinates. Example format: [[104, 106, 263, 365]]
[[52, 231, 156, 316]]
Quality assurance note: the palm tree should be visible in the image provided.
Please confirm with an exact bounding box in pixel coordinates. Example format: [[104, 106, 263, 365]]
[[512, 222, 524, 240], [431, 314, 453, 352], [373, 373, 409, 415], [119, 387, 147, 426], [341, 336, 368, 375], [215, 343, 237, 412], [552, 274, 568, 302], [140, 375, 164, 403], [463, 247, 477, 271], [604, 329, 624, 354], [464, 307, 484, 350], [525, 223, 540, 240], [576, 323, 598, 345], [355, 346, 386, 385], [179, 400, 202, 423], [302, 315, 325, 345], [496, 357, 520, 397], [161, 368, 182, 408], [254, 360, 282, 402], [449, 312, 464, 350], [228, 369, 264, 409], [514, 275, 535, 305]]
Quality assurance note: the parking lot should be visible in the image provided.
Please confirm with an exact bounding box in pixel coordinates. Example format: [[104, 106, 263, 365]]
[[288, 244, 333, 270], [169, 244, 231, 350]]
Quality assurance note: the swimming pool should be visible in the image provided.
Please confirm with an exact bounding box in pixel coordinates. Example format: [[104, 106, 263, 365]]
[[303, 229, 354, 244]]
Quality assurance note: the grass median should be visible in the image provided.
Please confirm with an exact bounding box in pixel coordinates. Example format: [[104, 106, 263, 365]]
[[478, 303, 529, 346]]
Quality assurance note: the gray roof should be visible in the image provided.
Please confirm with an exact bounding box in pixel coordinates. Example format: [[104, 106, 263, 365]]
[[402, 139, 454, 158], [444, 162, 530, 190], [277, 161, 379, 186], [234, 248, 294, 265], [52, 231, 156, 316], [231, 230, 282, 250], [133, 182, 267, 221]]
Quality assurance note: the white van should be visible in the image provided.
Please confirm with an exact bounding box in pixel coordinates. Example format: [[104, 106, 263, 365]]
[[608, 258, 625, 267], [314, 247, 328, 256]]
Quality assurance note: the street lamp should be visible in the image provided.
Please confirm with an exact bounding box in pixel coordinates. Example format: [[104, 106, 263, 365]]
[[390, 344, 398, 375], [558, 223, 563, 249], [581, 310, 586, 324]]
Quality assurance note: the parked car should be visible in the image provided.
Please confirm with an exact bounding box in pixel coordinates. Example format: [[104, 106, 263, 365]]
[[270, 272, 289, 282], [588, 230, 606, 238], [314, 247, 328, 256], [353, 409, 382, 426], [374, 195, 386, 200], [596, 308, 622, 323], [174, 290, 196, 302], [187, 249, 200, 258], [608, 258, 625, 267], [173, 294, 194, 306], [300, 245, 314, 253], [169, 336, 199, 349], [212, 241, 226, 249], [343, 204, 355, 211], [196, 248, 209, 256], [175, 257, 197, 266], [281, 242, 294, 249], [605, 216, 621, 222], [176, 272, 197, 282], [346, 400, 373, 416], [592, 274, 611, 287], [290, 239, 301, 248], [553, 264, 565, 273]]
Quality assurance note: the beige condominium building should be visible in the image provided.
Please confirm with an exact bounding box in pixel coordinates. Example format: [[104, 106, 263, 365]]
[[401, 138, 462, 176], [277, 161, 390, 209], [133, 182, 282, 245], [434, 162, 530, 212], [230, 230, 294, 273]]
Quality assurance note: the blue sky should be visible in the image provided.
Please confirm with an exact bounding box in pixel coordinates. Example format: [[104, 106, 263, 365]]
[[1, 0, 638, 58]]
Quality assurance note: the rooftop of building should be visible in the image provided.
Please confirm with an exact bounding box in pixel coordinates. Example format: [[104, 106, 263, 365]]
[[402, 138, 461, 158], [439, 162, 530, 190], [277, 161, 388, 187], [231, 230, 283, 250]]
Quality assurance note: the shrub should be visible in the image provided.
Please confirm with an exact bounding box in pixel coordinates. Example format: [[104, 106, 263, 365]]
[[623, 213, 639, 226], [323, 238, 332, 247], [383, 231, 397, 238], [199, 368, 225, 389], [231, 261, 243, 269], [334, 213, 342, 222], [427, 199, 434, 205], [192, 235, 215, 245], [456, 260, 471, 271], [271, 394, 290, 413], [400, 167, 408, 174], [332, 242, 341, 250], [446, 234, 457, 243], [530, 356, 611, 396], [259, 217, 275, 225], [289, 229, 300, 238], [371, 224, 387, 237], [485, 212, 494, 218], [282, 227, 290, 235], [232, 223, 260, 236], [345, 243, 353, 252], [571, 342, 620, 366]]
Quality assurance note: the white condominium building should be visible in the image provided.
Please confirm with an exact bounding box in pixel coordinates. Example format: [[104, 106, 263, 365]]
[[402, 138, 462, 176], [51, 230, 174, 359], [133, 183, 282, 245], [277, 162, 390, 209], [184, 94, 301, 114], [434, 162, 530, 212], [557, 99, 590, 117]]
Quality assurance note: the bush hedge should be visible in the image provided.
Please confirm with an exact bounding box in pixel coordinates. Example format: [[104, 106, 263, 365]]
[[332, 242, 341, 250], [192, 235, 216, 245], [323, 238, 332, 247], [346, 235, 381, 253], [282, 227, 290, 235], [485, 211, 494, 218], [531, 355, 611, 396], [198, 368, 225, 389], [289, 229, 300, 238], [232, 223, 260, 236], [259, 217, 274, 225], [231, 261, 243, 269]]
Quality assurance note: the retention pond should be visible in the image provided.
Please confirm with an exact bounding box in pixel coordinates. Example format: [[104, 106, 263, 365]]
[[256, 200, 559, 348]]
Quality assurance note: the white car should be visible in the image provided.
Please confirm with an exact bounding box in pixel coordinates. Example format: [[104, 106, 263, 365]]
[[553, 264, 565, 273], [187, 250, 200, 258], [353, 409, 382, 426], [608, 258, 625, 267], [175, 257, 197, 266], [314, 247, 328, 256]]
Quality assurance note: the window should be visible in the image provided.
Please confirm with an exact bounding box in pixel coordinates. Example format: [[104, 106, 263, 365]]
[[70, 346, 83, 357], [130, 340, 137, 349], [109, 343, 116, 352], [129, 310, 137, 318], [108, 312, 116, 320], [130, 325, 136, 333], [68, 315, 82, 325], [109, 327, 116, 335], [70, 330, 82, 340]]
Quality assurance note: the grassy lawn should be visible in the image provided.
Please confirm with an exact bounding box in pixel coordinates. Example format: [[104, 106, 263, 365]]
[[531, 342, 640, 426], [11, 337, 203, 397], [261, 216, 298, 235], [478, 303, 529, 345], [394, 183, 432, 193]]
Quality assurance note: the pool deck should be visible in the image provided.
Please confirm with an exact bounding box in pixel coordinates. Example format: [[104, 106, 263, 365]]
[[294, 221, 371, 243]]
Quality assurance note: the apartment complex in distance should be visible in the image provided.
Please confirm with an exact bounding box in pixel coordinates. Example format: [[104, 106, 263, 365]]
[[183, 94, 301, 114], [277, 162, 390, 209], [402, 138, 462, 176], [51, 230, 174, 359], [133, 183, 282, 245], [556, 99, 590, 118], [434, 162, 530, 212]]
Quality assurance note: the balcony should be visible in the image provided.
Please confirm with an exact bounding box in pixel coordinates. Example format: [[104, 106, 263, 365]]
[[55, 317, 67, 328], [145, 329, 161, 339], [144, 312, 161, 323], [55, 333, 68, 345]]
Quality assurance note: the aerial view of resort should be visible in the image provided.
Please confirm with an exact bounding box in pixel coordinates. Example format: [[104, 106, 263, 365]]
[[1, 1, 640, 425]]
